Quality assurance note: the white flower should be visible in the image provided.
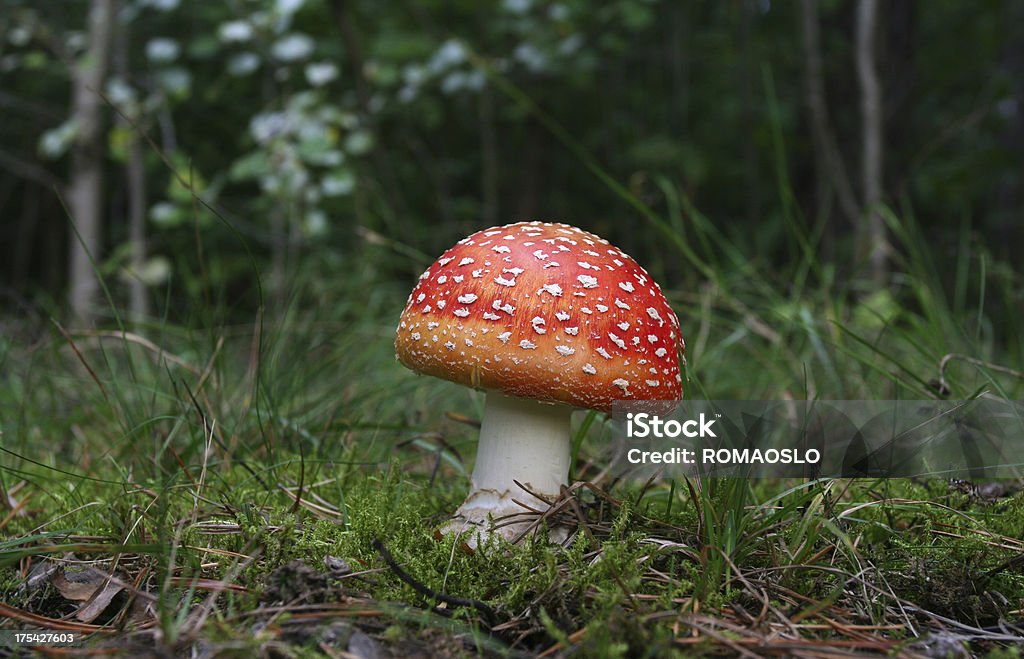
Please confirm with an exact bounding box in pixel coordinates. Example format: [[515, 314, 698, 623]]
[[344, 131, 373, 155], [428, 39, 466, 73], [156, 68, 191, 95], [304, 210, 327, 236], [441, 71, 467, 94], [502, 0, 531, 14], [219, 20, 253, 43], [8, 27, 30, 47], [402, 64, 425, 86], [548, 3, 569, 21], [149, 202, 179, 226], [146, 38, 180, 63], [227, 52, 260, 76], [271, 33, 314, 62], [304, 61, 338, 86], [558, 34, 583, 56], [514, 42, 548, 73], [250, 112, 291, 143], [105, 77, 137, 106], [275, 0, 305, 15], [322, 173, 355, 196], [38, 119, 79, 159]]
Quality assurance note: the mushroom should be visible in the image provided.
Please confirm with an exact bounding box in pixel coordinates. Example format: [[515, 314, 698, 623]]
[[395, 221, 685, 543]]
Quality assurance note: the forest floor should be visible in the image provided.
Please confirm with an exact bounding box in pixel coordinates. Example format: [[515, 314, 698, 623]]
[[3, 222, 1024, 656]]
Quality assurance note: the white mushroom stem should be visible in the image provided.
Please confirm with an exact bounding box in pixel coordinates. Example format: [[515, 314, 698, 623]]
[[446, 391, 573, 544]]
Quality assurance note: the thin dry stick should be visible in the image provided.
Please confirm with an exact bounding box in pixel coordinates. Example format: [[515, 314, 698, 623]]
[[53, 320, 110, 404], [938, 353, 1024, 393], [371, 538, 497, 625], [65, 329, 200, 374]]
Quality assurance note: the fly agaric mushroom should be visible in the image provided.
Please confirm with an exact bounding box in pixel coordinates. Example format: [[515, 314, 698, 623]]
[[395, 221, 684, 543]]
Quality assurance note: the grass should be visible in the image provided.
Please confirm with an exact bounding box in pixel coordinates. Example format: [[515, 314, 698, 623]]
[[2, 209, 1024, 657]]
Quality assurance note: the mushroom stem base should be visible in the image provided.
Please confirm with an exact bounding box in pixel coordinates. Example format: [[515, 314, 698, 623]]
[[444, 392, 573, 545]]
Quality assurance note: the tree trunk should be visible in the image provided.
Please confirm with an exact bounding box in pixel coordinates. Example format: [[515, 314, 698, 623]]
[[799, 0, 860, 231], [739, 0, 760, 227], [126, 129, 148, 321], [113, 9, 149, 323], [67, 0, 115, 322], [856, 0, 887, 285]]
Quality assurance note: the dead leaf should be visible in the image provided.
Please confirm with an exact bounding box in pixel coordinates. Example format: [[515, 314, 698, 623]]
[[51, 567, 125, 623]]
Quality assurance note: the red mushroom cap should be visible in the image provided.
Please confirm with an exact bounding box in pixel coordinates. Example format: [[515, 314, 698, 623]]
[[395, 222, 685, 413]]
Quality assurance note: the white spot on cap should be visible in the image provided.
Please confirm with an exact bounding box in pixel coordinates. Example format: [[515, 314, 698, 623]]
[[453, 275, 464, 283], [498, 331, 512, 344], [533, 249, 549, 260], [608, 333, 627, 350], [437, 257, 453, 266], [437, 275, 448, 284], [619, 281, 635, 293], [612, 378, 630, 393], [577, 274, 598, 289], [645, 380, 660, 387], [565, 327, 579, 335], [504, 267, 524, 276], [543, 261, 560, 269], [647, 334, 658, 343], [615, 298, 630, 309], [458, 257, 475, 266], [655, 347, 668, 358], [540, 283, 563, 297], [465, 338, 474, 346], [436, 300, 446, 309], [472, 269, 484, 278], [583, 249, 600, 257], [411, 332, 421, 341], [495, 275, 517, 287], [581, 307, 593, 315], [555, 311, 570, 321], [457, 293, 478, 304], [596, 347, 612, 360], [453, 308, 470, 318], [483, 312, 501, 321], [492, 245, 511, 254], [422, 305, 432, 313], [444, 341, 456, 350], [617, 321, 630, 331], [632, 336, 641, 345], [646, 307, 664, 325], [596, 304, 609, 313], [427, 322, 439, 330], [556, 345, 575, 356], [531, 317, 546, 334], [582, 363, 597, 375], [416, 293, 426, 303], [519, 339, 537, 349], [493, 300, 514, 315], [578, 261, 596, 270]]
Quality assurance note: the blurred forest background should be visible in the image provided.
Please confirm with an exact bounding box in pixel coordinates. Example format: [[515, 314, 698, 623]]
[[0, 0, 1021, 328]]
